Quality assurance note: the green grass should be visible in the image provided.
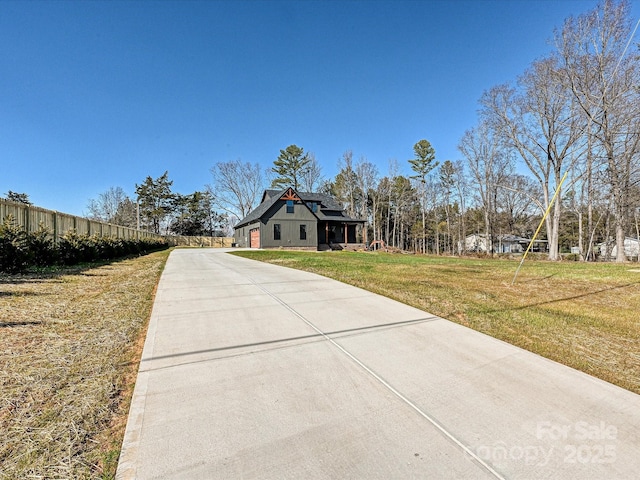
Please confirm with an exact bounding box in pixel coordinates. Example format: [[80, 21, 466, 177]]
[[232, 250, 640, 394]]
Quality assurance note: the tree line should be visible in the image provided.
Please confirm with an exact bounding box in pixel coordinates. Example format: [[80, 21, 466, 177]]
[[82, 173, 227, 237], [5, 1, 637, 261], [4, 181, 228, 238], [472, 0, 640, 262], [210, 0, 639, 262]]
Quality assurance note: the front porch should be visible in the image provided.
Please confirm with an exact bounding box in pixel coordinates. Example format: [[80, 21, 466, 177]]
[[317, 220, 367, 247]]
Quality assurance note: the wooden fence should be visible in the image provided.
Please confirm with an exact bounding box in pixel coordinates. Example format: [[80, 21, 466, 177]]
[[0, 198, 162, 242], [171, 236, 235, 247]]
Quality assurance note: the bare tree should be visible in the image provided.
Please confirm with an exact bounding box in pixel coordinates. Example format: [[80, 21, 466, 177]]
[[300, 152, 324, 192], [437, 160, 469, 255], [383, 159, 399, 247], [331, 151, 362, 218], [480, 53, 586, 260], [373, 176, 392, 245], [451, 160, 469, 254], [497, 174, 543, 234], [86, 186, 136, 227], [208, 159, 264, 223], [355, 157, 379, 242], [439, 161, 455, 254], [391, 175, 415, 250], [555, 0, 640, 261], [459, 120, 513, 256]]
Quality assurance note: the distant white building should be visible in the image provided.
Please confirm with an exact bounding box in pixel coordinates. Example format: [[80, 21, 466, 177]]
[[598, 237, 640, 261], [463, 234, 546, 254], [464, 233, 490, 253]]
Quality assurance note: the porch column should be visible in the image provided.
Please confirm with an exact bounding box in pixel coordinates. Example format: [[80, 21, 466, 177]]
[[344, 223, 348, 243], [325, 222, 329, 244]]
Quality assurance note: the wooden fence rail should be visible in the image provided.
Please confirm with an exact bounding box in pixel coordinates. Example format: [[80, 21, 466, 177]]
[[0, 199, 161, 242]]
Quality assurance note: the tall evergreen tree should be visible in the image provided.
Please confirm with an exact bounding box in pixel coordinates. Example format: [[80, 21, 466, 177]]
[[409, 139, 438, 253], [409, 140, 438, 179], [5, 191, 31, 205], [271, 145, 310, 190], [135, 171, 174, 234]]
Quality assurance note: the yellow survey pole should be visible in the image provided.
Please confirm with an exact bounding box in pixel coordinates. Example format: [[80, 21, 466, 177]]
[[512, 170, 569, 285]]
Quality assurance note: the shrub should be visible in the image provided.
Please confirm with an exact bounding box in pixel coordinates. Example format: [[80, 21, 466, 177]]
[[56, 233, 169, 265], [27, 223, 57, 267], [58, 230, 96, 265], [139, 237, 169, 254], [0, 215, 29, 273], [0, 215, 169, 273]]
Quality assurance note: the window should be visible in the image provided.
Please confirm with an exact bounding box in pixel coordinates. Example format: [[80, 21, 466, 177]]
[[300, 224, 307, 240], [286, 200, 294, 213], [306, 202, 318, 213], [274, 224, 281, 240]]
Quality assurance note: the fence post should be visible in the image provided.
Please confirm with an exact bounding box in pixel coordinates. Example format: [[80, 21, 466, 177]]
[[53, 211, 58, 244]]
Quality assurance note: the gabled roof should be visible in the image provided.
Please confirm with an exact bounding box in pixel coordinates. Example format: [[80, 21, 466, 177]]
[[498, 234, 531, 243], [261, 189, 343, 211], [234, 187, 364, 228]]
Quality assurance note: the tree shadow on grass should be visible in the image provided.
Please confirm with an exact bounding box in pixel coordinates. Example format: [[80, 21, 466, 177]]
[[488, 281, 639, 313], [0, 321, 42, 328], [518, 273, 558, 283], [0, 291, 42, 297]]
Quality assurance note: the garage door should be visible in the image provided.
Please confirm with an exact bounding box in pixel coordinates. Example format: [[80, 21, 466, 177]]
[[250, 228, 260, 248]]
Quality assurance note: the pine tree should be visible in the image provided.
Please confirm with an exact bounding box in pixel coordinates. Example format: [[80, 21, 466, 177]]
[[271, 145, 310, 190], [409, 139, 438, 253]]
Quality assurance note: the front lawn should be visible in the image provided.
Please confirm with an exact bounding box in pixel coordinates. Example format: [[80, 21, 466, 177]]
[[232, 250, 640, 395]]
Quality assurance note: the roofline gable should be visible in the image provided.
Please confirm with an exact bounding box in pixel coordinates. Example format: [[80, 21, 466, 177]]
[[234, 186, 366, 229]]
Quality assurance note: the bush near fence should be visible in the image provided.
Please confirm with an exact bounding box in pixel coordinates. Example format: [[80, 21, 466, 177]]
[[0, 215, 168, 273], [0, 199, 168, 273], [0, 198, 160, 242]]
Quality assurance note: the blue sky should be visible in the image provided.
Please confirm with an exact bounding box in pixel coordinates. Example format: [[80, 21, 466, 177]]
[[1, 0, 631, 216]]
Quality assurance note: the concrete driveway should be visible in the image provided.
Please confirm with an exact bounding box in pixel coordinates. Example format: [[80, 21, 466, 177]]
[[117, 249, 640, 479]]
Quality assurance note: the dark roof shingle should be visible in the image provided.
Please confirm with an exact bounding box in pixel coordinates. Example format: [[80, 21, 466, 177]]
[[234, 188, 364, 228]]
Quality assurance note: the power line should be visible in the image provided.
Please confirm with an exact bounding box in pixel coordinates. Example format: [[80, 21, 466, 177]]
[[604, 16, 640, 96]]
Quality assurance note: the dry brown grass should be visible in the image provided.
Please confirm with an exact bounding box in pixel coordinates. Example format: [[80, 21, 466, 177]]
[[0, 250, 170, 479]]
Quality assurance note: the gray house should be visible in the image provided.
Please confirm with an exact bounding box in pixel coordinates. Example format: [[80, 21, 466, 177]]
[[234, 187, 366, 250]]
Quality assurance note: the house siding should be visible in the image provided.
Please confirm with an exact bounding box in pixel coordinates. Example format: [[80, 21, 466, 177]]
[[235, 221, 260, 247], [233, 188, 366, 250], [267, 200, 317, 222], [235, 226, 246, 247], [262, 219, 318, 249], [261, 200, 318, 248]]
